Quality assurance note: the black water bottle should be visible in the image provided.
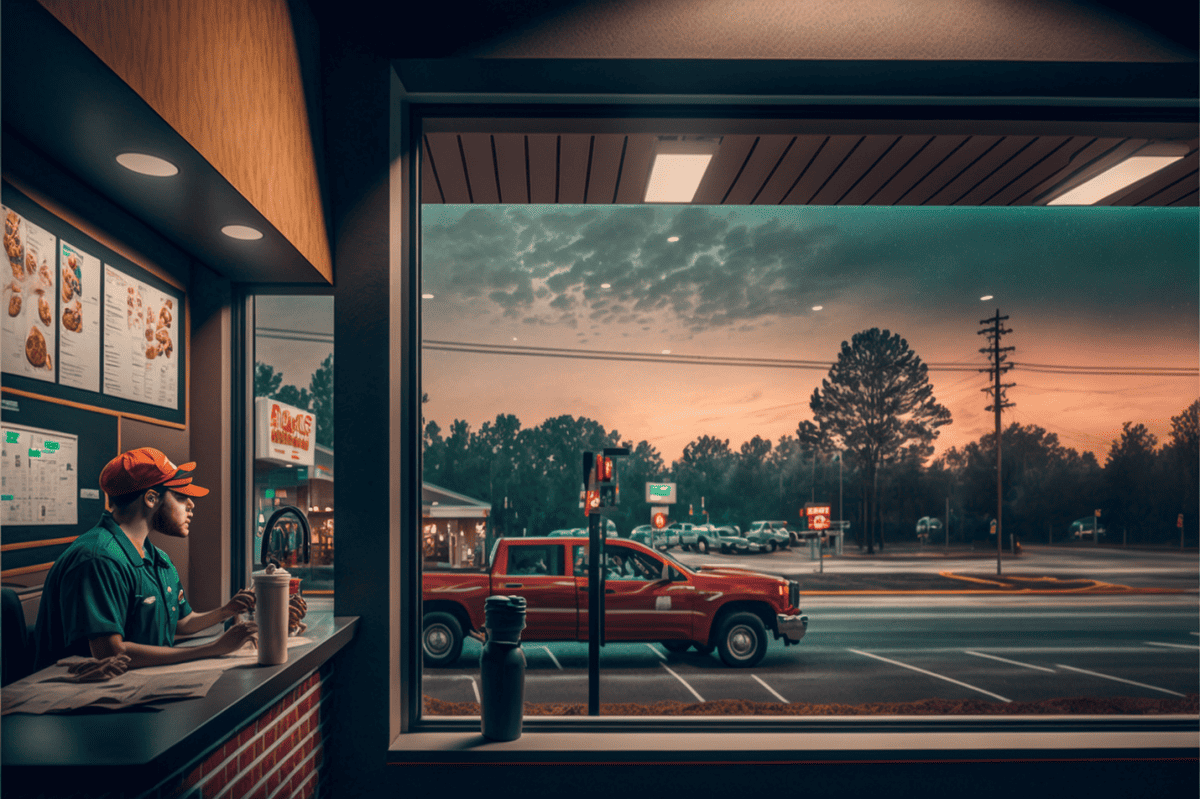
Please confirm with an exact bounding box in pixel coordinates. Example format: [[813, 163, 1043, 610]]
[[480, 595, 527, 741]]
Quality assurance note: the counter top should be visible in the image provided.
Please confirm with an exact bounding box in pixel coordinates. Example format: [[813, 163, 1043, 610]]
[[1, 611, 357, 791]]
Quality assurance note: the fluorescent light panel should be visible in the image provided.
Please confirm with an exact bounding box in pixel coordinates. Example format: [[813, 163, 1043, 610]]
[[645, 139, 719, 203], [1048, 155, 1184, 205]]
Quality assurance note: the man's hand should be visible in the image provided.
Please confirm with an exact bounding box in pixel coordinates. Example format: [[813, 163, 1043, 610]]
[[222, 588, 256, 618], [66, 654, 131, 682], [207, 621, 258, 656]]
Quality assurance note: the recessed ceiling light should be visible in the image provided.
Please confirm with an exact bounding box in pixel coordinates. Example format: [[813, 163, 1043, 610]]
[[1048, 154, 1186, 205], [600, 283, 611, 289], [221, 225, 263, 240], [645, 139, 719, 203], [422, 293, 435, 299], [667, 236, 680, 242], [116, 153, 178, 177], [661, 349, 671, 355], [812, 305, 823, 311], [980, 295, 994, 301]]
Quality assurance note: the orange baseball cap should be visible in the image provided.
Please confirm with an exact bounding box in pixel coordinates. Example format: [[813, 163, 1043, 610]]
[[99, 447, 209, 498]]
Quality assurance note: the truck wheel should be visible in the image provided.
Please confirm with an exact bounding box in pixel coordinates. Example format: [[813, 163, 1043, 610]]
[[716, 612, 768, 667], [719, 543, 729, 554], [697, 539, 708, 554], [422, 612, 464, 667], [767, 540, 777, 553], [661, 640, 691, 653]]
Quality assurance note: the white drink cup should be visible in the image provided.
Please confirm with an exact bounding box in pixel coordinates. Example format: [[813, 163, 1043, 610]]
[[252, 564, 291, 665]]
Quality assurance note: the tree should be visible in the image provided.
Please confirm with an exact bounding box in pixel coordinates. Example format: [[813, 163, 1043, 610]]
[[309, 353, 334, 448], [808, 328, 951, 553], [255, 362, 284, 398], [1104, 422, 1159, 541], [1162, 400, 1200, 542]]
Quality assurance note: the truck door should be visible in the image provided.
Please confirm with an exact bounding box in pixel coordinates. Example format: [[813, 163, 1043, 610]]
[[575, 543, 694, 642], [495, 543, 577, 639]]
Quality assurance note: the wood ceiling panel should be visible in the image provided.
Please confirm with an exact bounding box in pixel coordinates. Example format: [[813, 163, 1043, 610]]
[[459, 132, 499, 204], [1109, 150, 1199, 206], [614, 134, 654, 204], [755, 135, 826, 205], [421, 137, 443, 203], [1167, 188, 1198, 206], [809, 135, 900, 205], [837, 135, 933, 205], [586, 134, 625, 203], [691, 135, 756, 204], [954, 136, 1070, 205], [424, 132, 471, 204], [1013, 138, 1140, 204], [781, 135, 862, 204], [866, 135, 967, 205], [926, 135, 1036, 205], [1141, 168, 1199, 205], [985, 136, 1093, 205], [527, 134, 558, 204], [557, 134, 592, 204], [493, 134, 528, 204], [722, 136, 794, 205], [897, 135, 1002, 205]]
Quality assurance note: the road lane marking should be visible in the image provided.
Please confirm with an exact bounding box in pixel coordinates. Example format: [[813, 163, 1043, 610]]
[[752, 674, 788, 703], [963, 650, 1055, 673], [849, 649, 1012, 703], [659, 663, 705, 702], [470, 677, 480, 703], [1144, 641, 1200, 650], [646, 643, 668, 661], [541, 646, 564, 669], [1054, 664, 1186, 697]]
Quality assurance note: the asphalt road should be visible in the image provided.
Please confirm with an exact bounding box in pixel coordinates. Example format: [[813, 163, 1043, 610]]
[[424, 542, 1198, 711], [424, 595, 1198, 709]]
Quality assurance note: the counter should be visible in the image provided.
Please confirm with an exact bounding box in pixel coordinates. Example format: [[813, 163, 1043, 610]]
[[2, 609, 357, 799]]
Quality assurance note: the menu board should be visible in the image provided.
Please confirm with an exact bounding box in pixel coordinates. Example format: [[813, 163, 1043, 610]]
[[0, 423, 78, 526], [2, 206, 58, 383], [57, 239, 102, 392], [102, 265, 178, 409]]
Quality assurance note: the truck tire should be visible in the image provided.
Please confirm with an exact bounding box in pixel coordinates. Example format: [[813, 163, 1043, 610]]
[[767, 540, 777, 553], [422, 612, 464, 667], [719, 543, 729, 554], [660, 640, 691, 653], [696, 538, 709, 554], [716, 612, 768, 667]]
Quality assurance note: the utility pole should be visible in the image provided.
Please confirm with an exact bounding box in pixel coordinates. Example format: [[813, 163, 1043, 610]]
[[978, 309, 1014, 576]]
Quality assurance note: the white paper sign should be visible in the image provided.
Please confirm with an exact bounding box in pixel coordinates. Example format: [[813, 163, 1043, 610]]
[[56, 240, 102, 392], [102, 265, 178, 409], [0, 424, 78, 526]]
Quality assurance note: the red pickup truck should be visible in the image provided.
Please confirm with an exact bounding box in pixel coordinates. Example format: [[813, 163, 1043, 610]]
[[423, 536, 807, 668]]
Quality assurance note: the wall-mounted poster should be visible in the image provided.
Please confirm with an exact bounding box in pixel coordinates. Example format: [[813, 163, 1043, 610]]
[[0, 423, 78, 526], [2, 205, 58, 383], [102, 264, 178, 410], [57, 240, 102, 393]]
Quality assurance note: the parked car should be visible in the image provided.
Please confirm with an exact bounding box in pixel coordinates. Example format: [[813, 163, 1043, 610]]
[[1069, 517, 1106, 540], [548, 519, 618, 537], [744, 521, 791, 552], [748, 520, 802, 547], [423, 536, 807, 668], [714, 525, 760, 554], [668, 521, 698, 550], [630, 524, 671, 550]]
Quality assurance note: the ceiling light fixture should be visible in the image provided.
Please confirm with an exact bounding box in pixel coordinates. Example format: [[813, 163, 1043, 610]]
[[667, 236, 680, 242], [1048, 148, 1187, 205], [980, 295, 994, 301], [812, 305, 823, 311], [221, 224, 263, 240], [422, 293, 435, 299], [600, 283, 611, 289], [644, 138, 720, 203], [116, 153, 178, 177]]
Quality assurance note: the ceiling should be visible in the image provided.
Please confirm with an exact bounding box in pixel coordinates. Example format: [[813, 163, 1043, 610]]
[[421, 129, 1198, 207]]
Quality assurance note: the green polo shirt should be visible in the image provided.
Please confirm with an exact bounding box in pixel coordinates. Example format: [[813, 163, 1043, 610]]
[[33, 513, 192, 671]]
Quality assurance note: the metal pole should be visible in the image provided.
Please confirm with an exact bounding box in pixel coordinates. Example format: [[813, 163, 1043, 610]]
[[945, 497, 950, 550], [587, 509, 602, 716]]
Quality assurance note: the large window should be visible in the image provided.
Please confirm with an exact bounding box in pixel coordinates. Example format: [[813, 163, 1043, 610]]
[[418, 200, 1197, 718]]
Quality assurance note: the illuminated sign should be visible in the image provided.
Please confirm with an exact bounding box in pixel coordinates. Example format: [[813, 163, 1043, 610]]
[[645, 482, 677, 504], [805, 503, 832, 531], [254, 397, 316, 467]]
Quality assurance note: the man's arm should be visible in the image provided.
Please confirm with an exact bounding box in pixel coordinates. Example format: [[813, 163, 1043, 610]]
[[175, 588, 255, 636], [89, 621, 258, 669]]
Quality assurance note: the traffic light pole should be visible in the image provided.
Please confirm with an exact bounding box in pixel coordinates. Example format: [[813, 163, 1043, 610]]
[[587, 508, 603, 716]]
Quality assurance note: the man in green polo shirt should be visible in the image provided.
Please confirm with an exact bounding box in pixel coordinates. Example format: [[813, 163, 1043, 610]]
[[33, 448, 262, 671]]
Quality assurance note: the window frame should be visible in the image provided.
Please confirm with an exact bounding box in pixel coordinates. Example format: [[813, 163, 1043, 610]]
[[395, 101, 1199, 759]]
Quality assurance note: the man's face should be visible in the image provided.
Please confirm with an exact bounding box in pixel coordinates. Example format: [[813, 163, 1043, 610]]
[[149, 488, 194, 538]]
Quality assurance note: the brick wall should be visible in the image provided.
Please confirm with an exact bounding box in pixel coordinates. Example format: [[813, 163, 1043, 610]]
[[163, 664, 334, 799]]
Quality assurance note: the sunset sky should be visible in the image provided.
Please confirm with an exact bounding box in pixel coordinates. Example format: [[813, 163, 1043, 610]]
[[259, 203, 1198, 465]]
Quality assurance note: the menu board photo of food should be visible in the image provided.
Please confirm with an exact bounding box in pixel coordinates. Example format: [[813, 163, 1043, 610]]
[[102, 265, 179, 410], [2, 205, 57, 382], [57, 240, 101, 392]]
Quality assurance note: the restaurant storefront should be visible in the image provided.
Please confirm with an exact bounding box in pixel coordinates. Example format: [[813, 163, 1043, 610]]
[[1, 1, 1196, 798]]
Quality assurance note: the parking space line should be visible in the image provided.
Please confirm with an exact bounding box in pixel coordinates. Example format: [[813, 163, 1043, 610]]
[[1055, 664, 1186, 697], [850, 649, 1011, 703], [964, 650, 1055, 673], [1144, 641, 1200, 650], [646, 643, 668, 661], [541, 646, 564, 670], [470, 677, 480, 703], [751, 674, 788, 703], [659, 663, 705, 702]]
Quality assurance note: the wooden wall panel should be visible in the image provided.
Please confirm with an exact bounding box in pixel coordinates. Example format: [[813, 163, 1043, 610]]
[[838, 135, 930, 205], [954, 136, 1068, 206], [425, 133, 471, 203], [781, 135, 861, 204], [987, 136, 1092, 206], [557, 134, 592, 204], [755, 135, 824, 205], [691, 135, 756, 205], [613, 135, 654, 205], [723, 136, 793, 205], [40, 0, 332, 281], [810, 134, 897, 205], [586, 134, 625, 204], [493, 134, 528, 204], [527, 134, 559, 204], [459, 133, 500, 204]]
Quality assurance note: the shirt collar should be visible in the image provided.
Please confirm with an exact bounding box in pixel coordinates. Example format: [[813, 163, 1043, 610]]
[[100, 512, 165, 567]]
